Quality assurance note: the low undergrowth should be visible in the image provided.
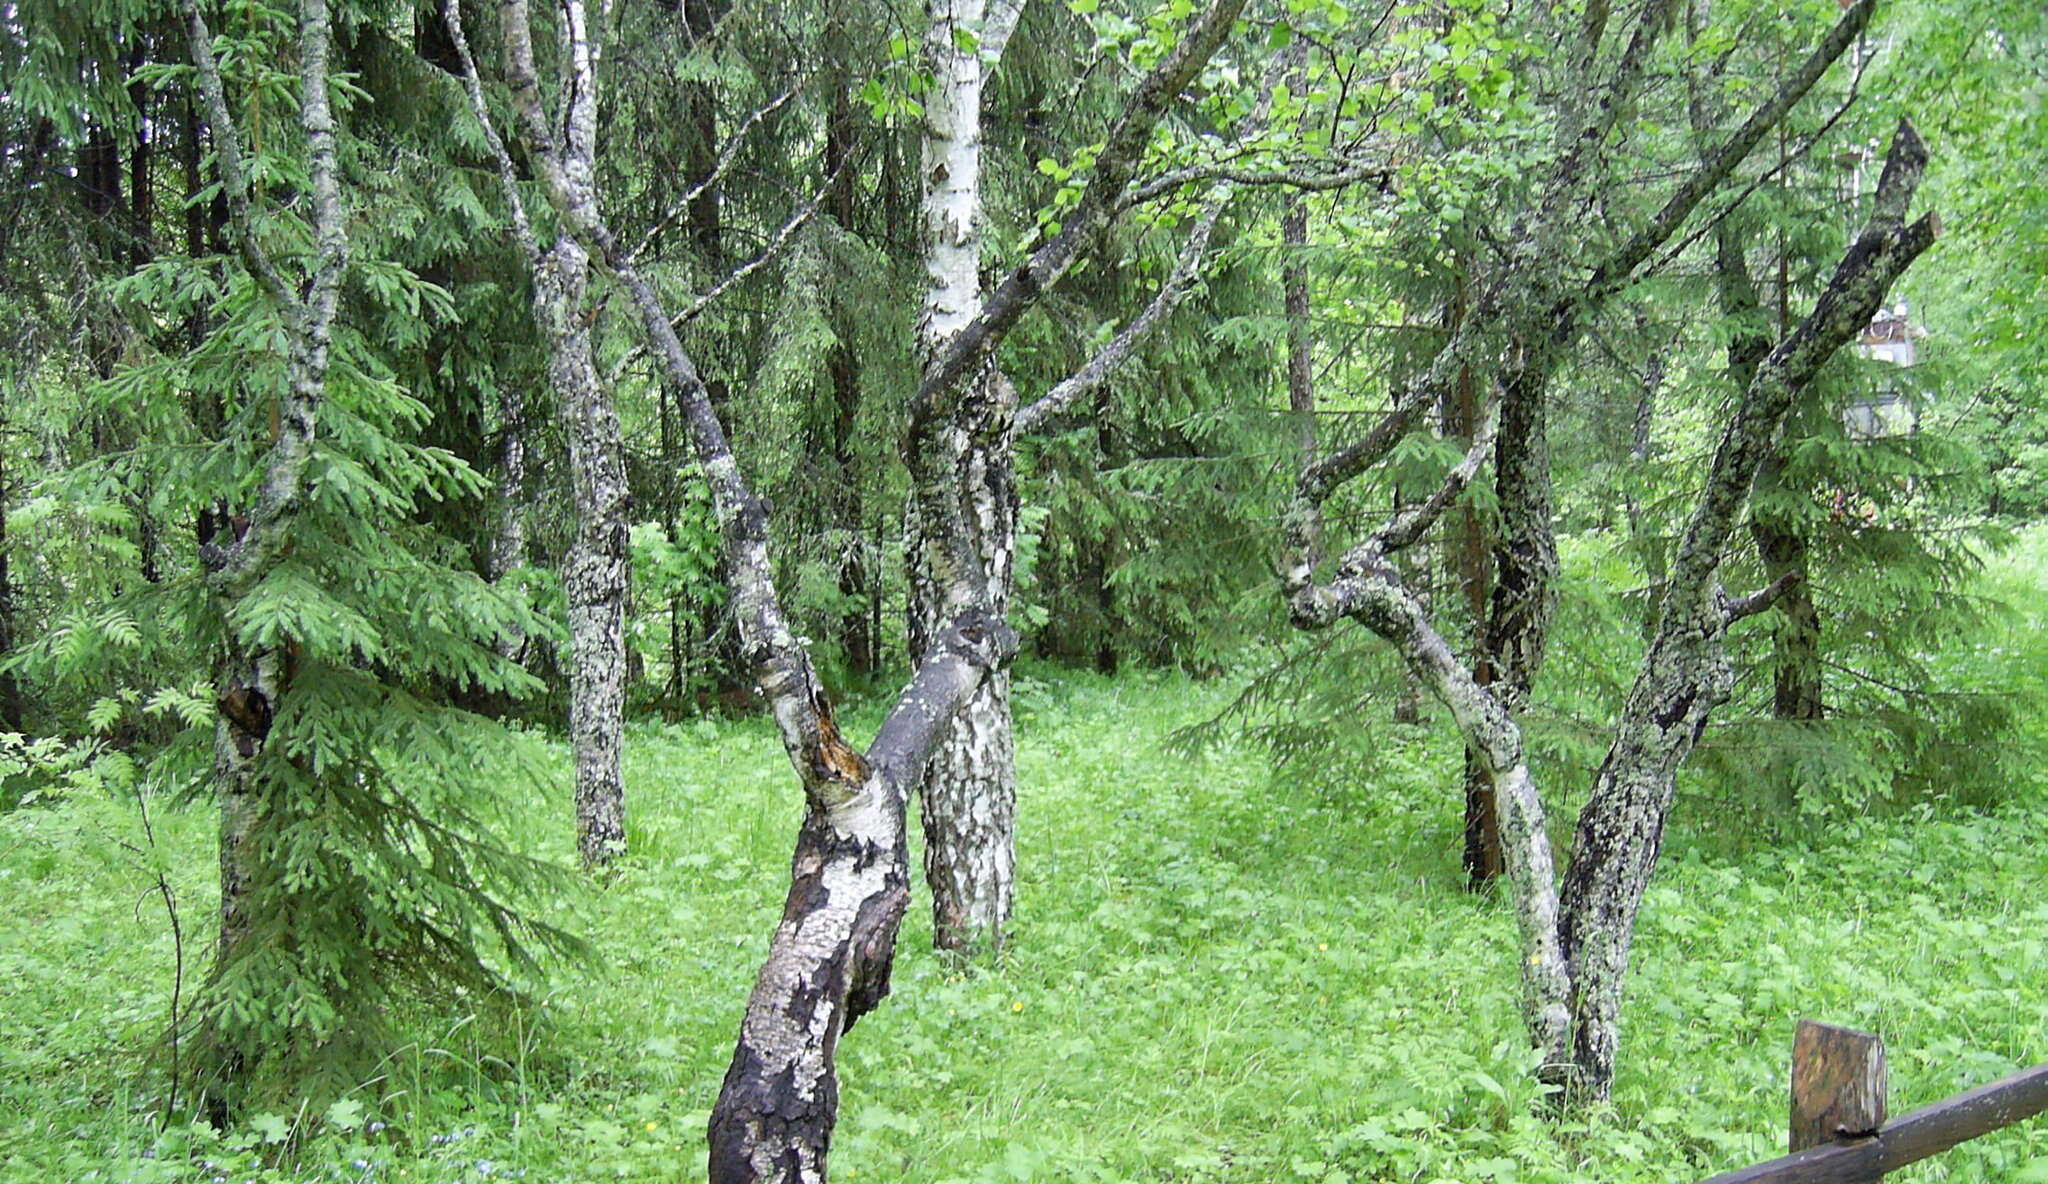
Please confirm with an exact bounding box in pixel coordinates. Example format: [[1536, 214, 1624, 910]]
[[5, 546, 2048, 1184]]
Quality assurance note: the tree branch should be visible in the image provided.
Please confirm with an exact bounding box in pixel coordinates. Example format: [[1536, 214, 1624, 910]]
[[624, 80, 801, 265], [906, 0, 1249, 434], [444, 0, 541, 261], [1370, 395, 1498, 555], [1720, 569, 1801, 623], [1586, 0, 1879, 298], [1015, 185, 1228, 434], [1119, 157, 1390, 210]]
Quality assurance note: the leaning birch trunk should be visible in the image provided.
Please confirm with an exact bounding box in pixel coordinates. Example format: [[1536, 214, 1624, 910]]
[[1557, 120, 1937, 1099], [181, 0, 347, 1100]]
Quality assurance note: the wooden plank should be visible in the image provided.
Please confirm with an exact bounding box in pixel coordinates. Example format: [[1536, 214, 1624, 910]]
[[1791, 1021, 1887, 1153], [1698, 1060, 2048, 1183]]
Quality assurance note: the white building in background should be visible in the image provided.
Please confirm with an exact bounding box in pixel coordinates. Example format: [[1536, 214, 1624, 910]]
[[1844, 300, 1923, 440]]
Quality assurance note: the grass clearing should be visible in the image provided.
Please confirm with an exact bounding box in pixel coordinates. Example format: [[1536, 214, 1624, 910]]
[[4, 539, 2048, 1183]]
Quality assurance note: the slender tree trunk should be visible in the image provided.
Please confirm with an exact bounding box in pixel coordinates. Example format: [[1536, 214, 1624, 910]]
[[181, 0, 348, 1105], [0, 421, 22, 733], [1750, 456, 1823, 720], [1443, 284, 1502, 886], [489, 383, 530, 664], [1624, 336, 1667, 637], [539, 239, 630, 866], [826, 75, 877, 680]]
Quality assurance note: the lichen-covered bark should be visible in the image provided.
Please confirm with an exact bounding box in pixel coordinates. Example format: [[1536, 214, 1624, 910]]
[[1559, 122, 1936, 1098], [182, 0, 347, 1101], [540, 239, 629, 867], [451, 0, 627, 865]]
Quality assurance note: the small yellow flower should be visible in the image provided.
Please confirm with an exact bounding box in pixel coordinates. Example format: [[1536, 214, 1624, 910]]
[[1011, 1001, 1024, 1012], [645, 1121, 658, 1131], [1318, 943, 1329, 951]]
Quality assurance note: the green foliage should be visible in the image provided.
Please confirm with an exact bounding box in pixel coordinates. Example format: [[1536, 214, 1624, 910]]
[[5, 670, 2047, 1181]]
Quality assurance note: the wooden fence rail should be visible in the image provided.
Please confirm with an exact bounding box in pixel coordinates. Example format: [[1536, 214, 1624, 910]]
[[1698, 1020, 2048, 1183]]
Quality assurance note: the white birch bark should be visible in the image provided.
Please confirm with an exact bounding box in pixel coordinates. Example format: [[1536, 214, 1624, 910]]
[[909, 0, 1019, 954]]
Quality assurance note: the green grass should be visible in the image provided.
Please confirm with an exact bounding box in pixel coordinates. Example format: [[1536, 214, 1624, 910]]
[[5, 536, 2048, 1183]]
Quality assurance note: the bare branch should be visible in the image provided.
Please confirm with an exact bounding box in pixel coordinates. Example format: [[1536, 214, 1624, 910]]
[[1587, 0, 1879, 297], [1720, 569, 1801, 623], [625, 81, 801, 265], [1015, 187, 1227, 433], [1370, 396, 1498, 555], [444, 0, 540, 261]]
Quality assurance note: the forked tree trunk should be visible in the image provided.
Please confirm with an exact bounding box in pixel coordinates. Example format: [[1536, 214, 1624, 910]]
[[1557, 125, 1935, 1096], [1286, 99, 1931, 1102]]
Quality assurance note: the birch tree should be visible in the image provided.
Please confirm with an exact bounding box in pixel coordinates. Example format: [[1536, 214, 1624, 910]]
[[908, 0, 1368, 953]]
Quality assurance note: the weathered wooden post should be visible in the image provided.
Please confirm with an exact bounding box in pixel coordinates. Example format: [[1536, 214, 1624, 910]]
[[1791, 1019, 1888, 1167]]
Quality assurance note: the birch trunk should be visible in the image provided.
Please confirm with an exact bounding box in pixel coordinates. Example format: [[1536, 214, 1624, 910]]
[[908, 0, 1020, 954], [450, 0, 627, 865], [543, 239, 630, 867], [489, 384, 530, 662]]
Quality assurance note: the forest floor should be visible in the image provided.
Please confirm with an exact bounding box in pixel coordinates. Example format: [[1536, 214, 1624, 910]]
[[6, 548, 2048, 1183]]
